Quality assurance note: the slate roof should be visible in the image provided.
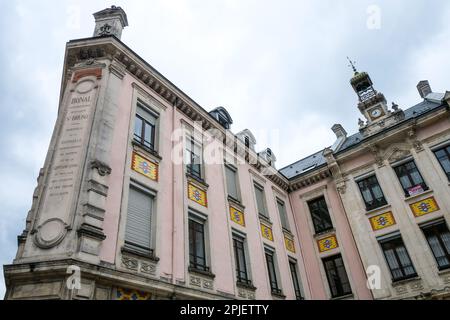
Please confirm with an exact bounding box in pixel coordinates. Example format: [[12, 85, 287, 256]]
[[279, 94, 446, 180], [279, 149, 328, 179]]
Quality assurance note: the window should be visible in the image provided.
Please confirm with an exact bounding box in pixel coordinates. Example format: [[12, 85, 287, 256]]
[[434, 145, 450, 181], [185, 130, 203, 180], [421, 221, 450, 270], [188, 217, 208, 272], [134, 104, 157, 151], [322, 254, 352, 298], [254, 184, 268, 218], [276, 199, 290, 231], [393, 160, 428, 197], [125, 185, 154, 255], [379, 235, 417, 282], [265, 248, 282, 295], [233, 235, 251, 286], [357, 175, 387, 210], [307, 196, 333, 234], [244, 136, 250, 149], [289, 260, 304, 300], [225, 165, 240, 201]]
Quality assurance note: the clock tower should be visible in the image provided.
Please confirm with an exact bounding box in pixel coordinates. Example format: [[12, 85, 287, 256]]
[[348, 59, 404, 136]]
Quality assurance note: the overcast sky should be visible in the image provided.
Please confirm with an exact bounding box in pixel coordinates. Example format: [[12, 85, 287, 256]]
[[1, 0, 449, 298]]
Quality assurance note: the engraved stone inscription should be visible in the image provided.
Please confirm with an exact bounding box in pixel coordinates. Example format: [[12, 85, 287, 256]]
[[35, 79, 97, 246]]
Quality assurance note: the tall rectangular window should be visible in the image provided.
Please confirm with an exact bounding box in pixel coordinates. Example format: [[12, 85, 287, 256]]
[[277, 199, 290, 231], [134, 104, 157, 151], [185, 130, 203, 180], [393, 160, 428, 197], [289, 260, 304, 300], [265, 248, 282, 295], [379, 235, 417, 282], [357, 175, 387, 210], [125, 185, 154, 255], [434, 145, 450, 181], [225, 165, 240, 201], [233, 235, 251, 285], [307, 196, 333, 234], [421, 221, 450, 271], [188, 217, 208, 272], [254, 184, 268, 218], [322, 254, 352, 298]]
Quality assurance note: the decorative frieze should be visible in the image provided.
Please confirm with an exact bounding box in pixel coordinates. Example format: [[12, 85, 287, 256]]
[[121, 254, 157, 276]]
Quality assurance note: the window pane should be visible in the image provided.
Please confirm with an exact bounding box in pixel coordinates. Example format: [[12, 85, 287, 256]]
[[308, 197, 333, 233], [254, 185, 267, 216], [435, 147, 450, 179], [134, 116, 143, 139], [323, 254, 351, 298], [225, 166, 239, 200], [189, 219, 207, 270], [423, 222, 450, 270], [137, 105, 156, 125], [380, 236, 416, 281], [144, 122, 154, 147], [277, 200, 289, 230]]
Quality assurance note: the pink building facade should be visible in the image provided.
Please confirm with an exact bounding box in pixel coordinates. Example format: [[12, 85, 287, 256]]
[[3, 7, 450, 300]]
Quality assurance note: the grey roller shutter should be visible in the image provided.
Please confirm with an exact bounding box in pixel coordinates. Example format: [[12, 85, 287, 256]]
[[225, 166, 239, 200], [125, 186, 153, 249]]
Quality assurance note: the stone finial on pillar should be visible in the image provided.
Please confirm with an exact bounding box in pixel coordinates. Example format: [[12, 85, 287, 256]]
[[93, 5, 128, 39]]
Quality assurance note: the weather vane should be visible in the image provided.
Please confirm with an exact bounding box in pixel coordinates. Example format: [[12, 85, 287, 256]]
[[347, 56, 358, 74]]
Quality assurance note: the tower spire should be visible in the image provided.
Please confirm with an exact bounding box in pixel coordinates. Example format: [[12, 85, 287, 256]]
[[347, 56, 358, 75]]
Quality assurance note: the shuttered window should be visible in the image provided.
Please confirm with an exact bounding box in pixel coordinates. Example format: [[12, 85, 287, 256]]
[[125, 186, 154, 252], [277, 199, 289, 231], [254, 184, 268, 218], [225, 165, 239, 201]]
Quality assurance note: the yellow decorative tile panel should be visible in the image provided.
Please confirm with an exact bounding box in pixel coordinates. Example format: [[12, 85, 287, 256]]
[[131, 152, 158, 181], [260, 223, 274, 241], [317, 235, 338, 253], [230, 206, 245, 226], [188, 183, 208, 207], [369, 211, 396, 231], [410, 196, 439, 217]]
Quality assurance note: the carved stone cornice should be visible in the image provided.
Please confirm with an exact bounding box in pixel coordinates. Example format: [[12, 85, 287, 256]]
[[289, 168, 331, 192]]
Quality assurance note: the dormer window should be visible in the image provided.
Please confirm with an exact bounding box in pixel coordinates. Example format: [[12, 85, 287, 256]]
[[244, 136, 250, 149], [209, 106, 233, 130]]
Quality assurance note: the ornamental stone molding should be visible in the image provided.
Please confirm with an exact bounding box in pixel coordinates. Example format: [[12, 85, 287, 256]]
[[33, 218, 68, 249]]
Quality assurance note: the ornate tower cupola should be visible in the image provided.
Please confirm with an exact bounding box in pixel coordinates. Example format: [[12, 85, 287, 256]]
[[93, 5, 128, 39], [348, 58, 404, 136]]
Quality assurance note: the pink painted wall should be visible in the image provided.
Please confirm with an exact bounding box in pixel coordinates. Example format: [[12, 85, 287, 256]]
[[289, 178, 372, 299], [97, 67, 368, 299]]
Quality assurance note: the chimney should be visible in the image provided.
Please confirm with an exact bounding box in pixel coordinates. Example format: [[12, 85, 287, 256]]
[[93, 6, 128, 40], [417, 80, 432, 99], [331, 124, 347, 151]]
